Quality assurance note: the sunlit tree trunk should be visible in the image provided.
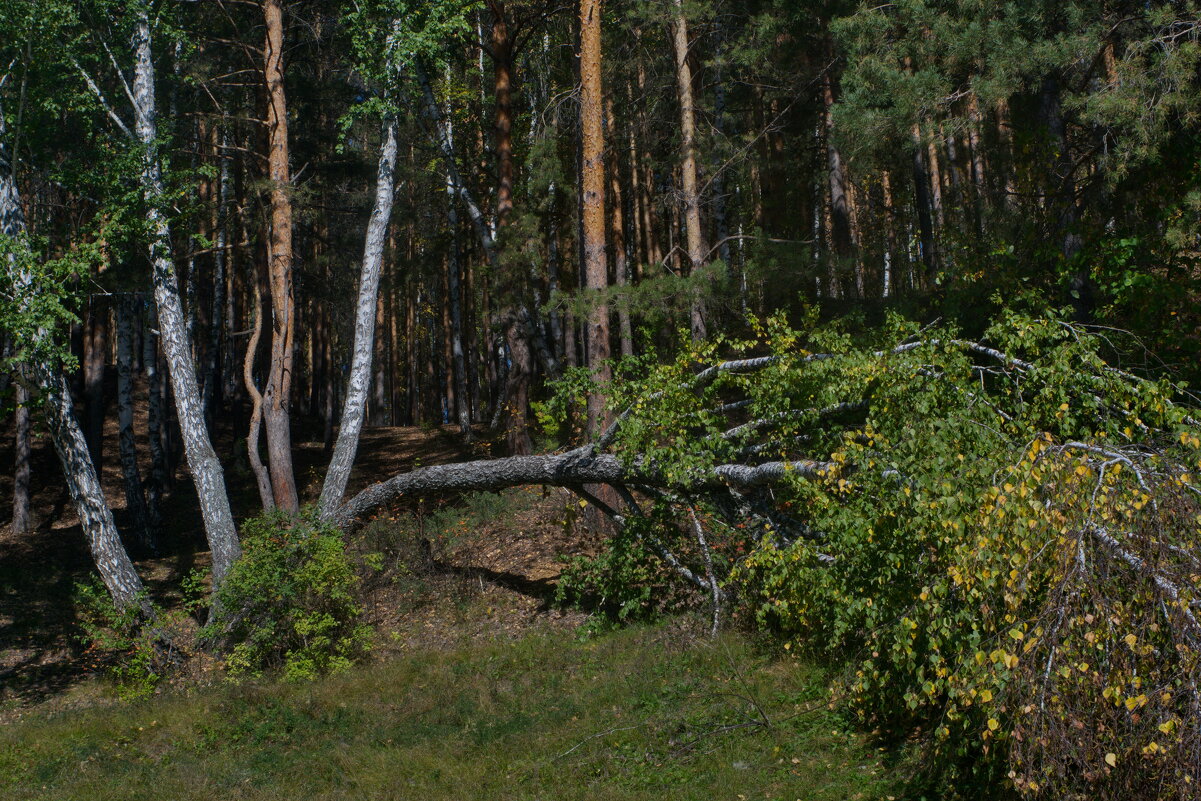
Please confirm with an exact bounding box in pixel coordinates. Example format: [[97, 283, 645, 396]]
[[131, 10, 241, 588], [670, 0, 708, 341], [318, 117, 399, 516], [261, 0, 300, 513], [489, 1, 515, 225], [581, 0, 611, 435]]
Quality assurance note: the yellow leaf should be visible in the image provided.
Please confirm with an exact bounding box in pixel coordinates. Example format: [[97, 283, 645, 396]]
[[1105, 753, 1117, 767], [1125, 633, 1138, 648], [987, 718, 999, 731]]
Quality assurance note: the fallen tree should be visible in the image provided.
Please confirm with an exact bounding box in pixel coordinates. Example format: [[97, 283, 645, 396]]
[[326, 311, 1201, 801]]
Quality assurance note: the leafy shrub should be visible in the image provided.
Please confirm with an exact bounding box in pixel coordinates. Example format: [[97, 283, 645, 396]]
[[549, 306, 1200, 798], [556, 505, 707, 626], [204, 510, 372, 682], [73, 580, 185, 699], [730, 312, 1201, 799]]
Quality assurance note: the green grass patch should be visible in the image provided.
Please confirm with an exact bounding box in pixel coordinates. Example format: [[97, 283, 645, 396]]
[[1, 623, 895, 800]]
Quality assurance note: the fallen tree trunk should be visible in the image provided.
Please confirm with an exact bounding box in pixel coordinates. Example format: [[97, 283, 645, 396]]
[[328, 449, 830, 530]]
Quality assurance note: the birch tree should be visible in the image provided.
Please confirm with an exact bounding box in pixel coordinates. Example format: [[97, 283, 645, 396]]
[[0, 89, 147, 610]]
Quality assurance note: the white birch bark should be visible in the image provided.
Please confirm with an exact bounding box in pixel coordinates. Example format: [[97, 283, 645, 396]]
[[130, 12, 240, 586], [1, 103, 146, 610], [317, 116, 399, 515]]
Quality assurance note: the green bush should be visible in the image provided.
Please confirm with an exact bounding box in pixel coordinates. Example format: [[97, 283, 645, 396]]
[[204, 510, 372, 682], [556, 505, 701, 626], [73, 580, 183, 699]]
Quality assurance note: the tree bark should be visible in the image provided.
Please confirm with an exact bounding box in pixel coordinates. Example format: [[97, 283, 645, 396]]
[[328, 450, 828, 532], [1, 106, 146, 610], [243, 269, 275, 511], [261, 0, 300, 513], [489, 2, 515, 226], [580, 0, 612, 436], [82, 295, 107, 469], [132, 11, 241, 588], [318, 117, 399, 516], [822, 57, 855, 290], [669, 0, 709, 341], [12, 382, 31, 534], [607, 97, 634, 360]]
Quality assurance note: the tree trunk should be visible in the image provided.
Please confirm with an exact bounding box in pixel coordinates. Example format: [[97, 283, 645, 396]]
[[132, 11, 241, 588], [447, 165, 472, 437], [822, 62, 854, 273], [117, 295, 154, 551], [1038, 76, 1090, 320], [82, 295, 106, 469], [12, 382, 31, 534], [261, 0, 300, 513], [580, 0, 612, 436], [205, 125, 232, 422], [490, 3, 515, 226], [243, 269, 275, 511], [670, 0, 708, 341], [607, 98, 634, 360], [2, 107, 146, 610], [142, 305, 166, 536], [328, 450, 827, 532], [910, 124, 936, 275], [318, 117, 398, 516]]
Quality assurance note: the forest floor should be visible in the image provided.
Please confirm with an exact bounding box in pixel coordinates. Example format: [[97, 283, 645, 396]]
[[0, 375, 592, 711], [0, 384, 899, 799]]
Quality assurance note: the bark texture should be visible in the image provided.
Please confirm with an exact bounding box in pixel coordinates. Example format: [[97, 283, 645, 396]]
[[132, 12, 241, 587], [579, 0, 611, 436], [329, 449, 829, 531], [262, 0, 300, 512], [318, 117, 399, 515], [670, 0, 709, 341], [1, 105, 146, 609]]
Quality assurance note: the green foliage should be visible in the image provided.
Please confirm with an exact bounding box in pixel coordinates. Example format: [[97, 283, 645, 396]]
[[72, 580, 185, 700], [0, 232, 94, 379], [556, 511, 673, 625], [717, 312, 1201, 799], [204, 510, 372, 682]]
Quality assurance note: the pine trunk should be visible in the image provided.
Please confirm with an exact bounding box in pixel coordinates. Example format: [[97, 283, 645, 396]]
[[262, 0, 300, 513], [670, 0, 708, 341], [580, 0, 612, 435]]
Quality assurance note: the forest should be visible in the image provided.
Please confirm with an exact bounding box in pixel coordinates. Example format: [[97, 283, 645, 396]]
[[2, 0, 1201, 799]]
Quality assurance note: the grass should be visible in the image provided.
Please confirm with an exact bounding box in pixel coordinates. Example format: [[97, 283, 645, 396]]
[[0, 622, 895, 800]]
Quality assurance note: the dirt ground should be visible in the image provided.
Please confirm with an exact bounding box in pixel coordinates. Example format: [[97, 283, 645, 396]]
[[0, 379, 597, 716]]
